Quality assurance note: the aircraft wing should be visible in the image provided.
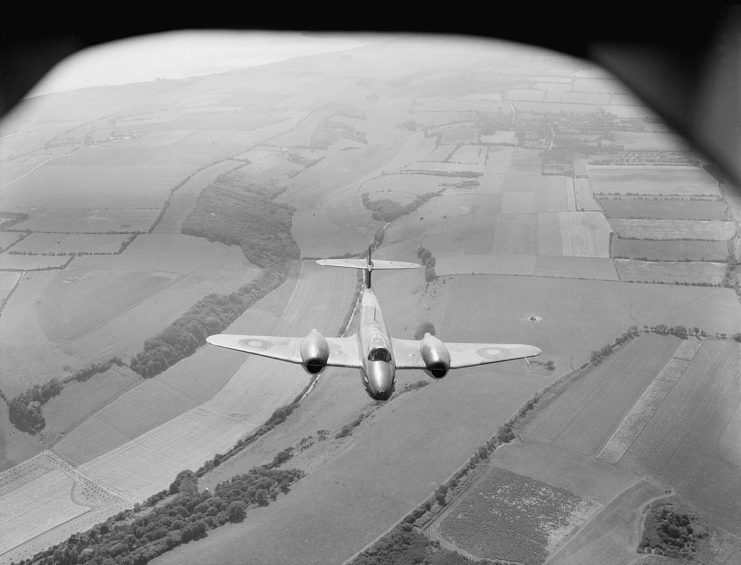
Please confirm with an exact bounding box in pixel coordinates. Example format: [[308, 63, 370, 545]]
[[392, 338, 541, 369], [206, 334, 362, 368]]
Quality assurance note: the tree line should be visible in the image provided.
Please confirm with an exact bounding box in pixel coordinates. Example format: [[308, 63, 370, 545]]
[[361, 191, 441, 223], [7, 358, 123, 434], [130, 268, 286, 379], [417, 246, 437, 283], [130, 182, 301, 379], [15, 466, 304, 565]]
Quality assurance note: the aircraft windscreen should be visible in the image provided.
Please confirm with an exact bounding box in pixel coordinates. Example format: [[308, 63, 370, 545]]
[[0, 30, 739, 565]]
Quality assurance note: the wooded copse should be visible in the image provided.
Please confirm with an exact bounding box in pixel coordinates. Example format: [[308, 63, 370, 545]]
[[17, 467, 304, 565], [7, 358, 123, 434], [130, 183, 301, 379]]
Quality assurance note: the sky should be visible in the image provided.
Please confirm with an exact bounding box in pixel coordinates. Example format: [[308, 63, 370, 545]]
[[29, 31, 366, 96]]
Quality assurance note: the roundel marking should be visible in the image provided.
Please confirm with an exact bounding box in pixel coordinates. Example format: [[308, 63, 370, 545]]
[[240, 338, 272, 350], [476, 346, 506, 360]]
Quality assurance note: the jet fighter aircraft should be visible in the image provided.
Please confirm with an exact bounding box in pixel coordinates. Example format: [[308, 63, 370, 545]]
[[207, 248, 541, 400]]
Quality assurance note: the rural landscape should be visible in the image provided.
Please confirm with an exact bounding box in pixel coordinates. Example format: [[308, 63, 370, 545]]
[[0, 34, 740, 565]]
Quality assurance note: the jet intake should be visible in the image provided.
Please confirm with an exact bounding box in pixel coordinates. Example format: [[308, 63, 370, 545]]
[[300, 329, 330, 374], [420, 333, 450, 379]]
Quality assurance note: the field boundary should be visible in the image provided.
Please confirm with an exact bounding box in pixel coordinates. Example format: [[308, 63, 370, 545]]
[[595, 338, 703, 465], [0, 270, 23, 317]]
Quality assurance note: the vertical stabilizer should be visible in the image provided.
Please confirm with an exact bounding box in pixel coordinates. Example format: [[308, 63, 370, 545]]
[[366, 245, 373, 288]]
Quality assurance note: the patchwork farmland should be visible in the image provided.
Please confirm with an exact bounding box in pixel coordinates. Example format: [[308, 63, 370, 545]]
[[2, 35, 740, 565], [427, 334, 741, 564]]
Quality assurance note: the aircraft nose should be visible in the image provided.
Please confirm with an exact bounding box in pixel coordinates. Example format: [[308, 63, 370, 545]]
[[367, 361, 394, 400]]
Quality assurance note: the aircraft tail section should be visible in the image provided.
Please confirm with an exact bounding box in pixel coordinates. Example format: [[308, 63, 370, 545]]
[[316, 246, 419, 288]]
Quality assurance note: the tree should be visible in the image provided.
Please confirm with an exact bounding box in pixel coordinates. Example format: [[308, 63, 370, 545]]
[[435, 485, 448, 506], [228, 501, 247, 523]]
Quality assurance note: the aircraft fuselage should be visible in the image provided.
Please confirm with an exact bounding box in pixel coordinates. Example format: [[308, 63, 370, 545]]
[[357, 288, 395, 400]]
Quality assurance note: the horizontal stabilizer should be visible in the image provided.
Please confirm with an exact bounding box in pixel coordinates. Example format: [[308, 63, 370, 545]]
[[317, 258, 420, 270]]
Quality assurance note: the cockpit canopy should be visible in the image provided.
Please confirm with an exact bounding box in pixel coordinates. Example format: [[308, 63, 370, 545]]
[[368, 347, 392, 362], [367, 334, 391, 362]]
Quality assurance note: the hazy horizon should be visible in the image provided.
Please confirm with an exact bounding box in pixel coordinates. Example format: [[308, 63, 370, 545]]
[[28, 31, 367, 96]]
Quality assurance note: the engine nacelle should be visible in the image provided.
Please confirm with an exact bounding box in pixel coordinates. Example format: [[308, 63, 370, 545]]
[[420, 333, 450, 379], [300, 329, 330, 374]]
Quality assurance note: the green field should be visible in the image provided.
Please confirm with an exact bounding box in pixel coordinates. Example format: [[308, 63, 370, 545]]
[[548, 480, 666, 565], [10, 207, 160, 233], [39, 269, 179, 342], [618, 340, 741, 535], [521, 334, 681, 455], [13, 233, 131, 255], [609, 218, 736, 240], [589, 165, 720, 197], [492, 214, 538, 254], [0, 254, 71, 270], [615, 259, 727, 285], [41, 366, 141, 443], [439, 467, 595, 564], [442, 276, 741, 375], [611, 238, 730, 261], [0, 271, 21, 303], [599, 198, 729, 220], [0, 232, 23, 251]]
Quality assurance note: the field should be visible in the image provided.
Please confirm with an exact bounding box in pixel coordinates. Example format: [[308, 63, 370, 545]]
[[502, 191, 535, 214], [522, 334, 682, 455], [0, 232, 23, 251], [435, 255, 619, 281], [402, 161, 484, 177], [612, 131, 687, 152], [449, 144, 487, 165], [0, 163, 189, 209], [534, 256, 618, 280], [39, 269, 180, 342], [438, 124, 480, 145], [492, 214, 538, 254], [38, 234, 256, 346], [492, 442, 637, 506], [558, 212, 612, 257], [154, 360, 547, 565], [9, 207, 159, 233], [537, 213, 562, 256], [617, 340, 741, 534], [573, 179, 602, 211], [599, 197, 729, 220], [0, 468, 89, 555], [438, 467, 598, 564], [596, 339, 703, 465], [611, 238, 729, 261], [0, 451, 129, 564], [360, 173, 448, 198], [0, 271, 20, 303], [0, 234, 256, 397], [547, 480, 666, 565], [41, 366, 141, 443], [11, 232, 131, 254], [615, 259, 727, 285], [588, 165, 720, 197], [0, 254, 70, 270], [436, 254, 537, 276], [609, 218, 736, 240]]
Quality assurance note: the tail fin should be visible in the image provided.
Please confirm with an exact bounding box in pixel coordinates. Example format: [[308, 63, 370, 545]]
[[316, 247, 420, 289]]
